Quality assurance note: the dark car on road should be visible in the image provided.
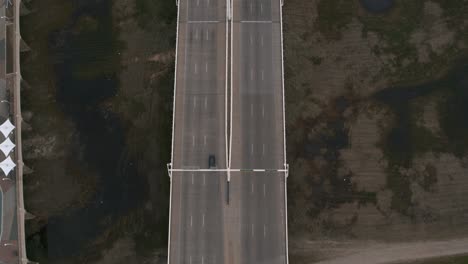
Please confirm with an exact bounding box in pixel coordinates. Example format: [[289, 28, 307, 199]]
[[208, 155, 216, 169]]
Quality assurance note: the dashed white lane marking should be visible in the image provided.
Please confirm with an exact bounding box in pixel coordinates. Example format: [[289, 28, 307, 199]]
[[194, 63, 198, 74], [192, 173, 194, 184], [251, 182, 254, 194], [250, 143, 254, 155], [262, 104, 265, 117], [263, 183, 266, 197], [206, 30, 209, 40], [188, 20, 220, 23], [262, 143, 265, 155], [192, 135, 195, 147], [207, 0, 210, 6], [251, 224, 254, 237], [260, 3, 263, 14], [240, 20, 272, 23], [250, 68, 254, 80], [261, 69, 264, 80], [204, 135, 207, 146], [190, 215, 193, 227], [190, 256, 192, 264], [205, 62, 208, 73], [202, 213, 205, 227], [250, 2, 253, 13], [204, 96, 208, 109], [202, 256, 205, 264], [197, 0, 199, 6]]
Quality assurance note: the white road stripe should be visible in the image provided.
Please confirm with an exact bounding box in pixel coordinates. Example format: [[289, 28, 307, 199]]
[[194, 63, 198, 74], [202, 256, 204, 264], [197, 0, 199, 6], [170, 168, 288, 172], [187, 20, 220, 24], [202, 213, 205, 227], [192, 173, 194, 184], [204, 96, 208, 109], [204, 135, 207, 146], [240, 20, 272, 23], [251, 143, 254, 155], [261, 69, 264, 80], [206, 30, 209, 40], [205, 62, 208, 73], [251, 182, 254, 194], [190, 256, 192, 264], [192, 135, 195, 147], [262, 104, 265, 117], [260, 3, 263, 13], [250, 2, 253, 13], [190, 215, 193, 227], [263, 183, 266, 196], [251, 224, 254, 237], [250, 68, 254, 80], [262, 143, 265, 155]]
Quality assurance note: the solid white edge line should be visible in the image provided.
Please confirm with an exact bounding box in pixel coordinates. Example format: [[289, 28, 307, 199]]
[[279, 0, 290, 262], [225, 0, 229, 176], [229, 0, 233, 176], [167, 0, 181, 263]]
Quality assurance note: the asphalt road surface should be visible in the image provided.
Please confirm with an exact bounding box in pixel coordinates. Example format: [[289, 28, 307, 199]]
[[169, 0, 228, 262], [230, 0, 288, 263], [169, 0, 287, 262]]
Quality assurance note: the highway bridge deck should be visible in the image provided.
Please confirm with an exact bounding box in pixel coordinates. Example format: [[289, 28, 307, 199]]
[[168, 0, 287, 263]]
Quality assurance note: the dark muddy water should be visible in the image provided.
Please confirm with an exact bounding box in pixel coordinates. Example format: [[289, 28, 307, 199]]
[[25, 0, 147, 261], [374, 60, 468, 165], [360, 0, 394, 13]]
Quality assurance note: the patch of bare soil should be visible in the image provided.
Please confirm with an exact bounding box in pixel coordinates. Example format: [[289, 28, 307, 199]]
[[290, 238, 468, 264]]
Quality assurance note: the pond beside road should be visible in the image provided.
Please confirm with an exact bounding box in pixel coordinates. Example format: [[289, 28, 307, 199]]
[[360, 0, 394, 13]]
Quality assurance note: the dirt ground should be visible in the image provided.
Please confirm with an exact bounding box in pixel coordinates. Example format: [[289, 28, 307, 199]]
[[284, 0, 468, 263]]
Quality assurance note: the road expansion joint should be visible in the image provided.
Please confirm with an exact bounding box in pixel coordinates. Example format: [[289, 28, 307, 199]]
[[169, 168, 288, 172]]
